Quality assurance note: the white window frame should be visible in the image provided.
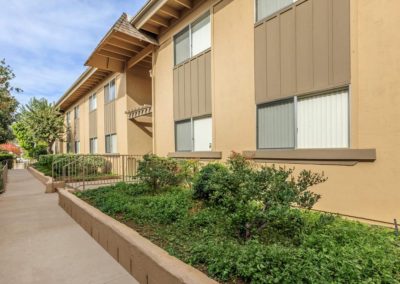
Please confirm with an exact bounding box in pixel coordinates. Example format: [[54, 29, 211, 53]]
[[255, 0, 298, 23], [174, 11, 211, 66], [175, 116, 212, 152], [257, 88, 350, 150], [89, 93, 97, 112], [105, 133, 117, 154], [90, 137, 98, 154], [104, 79, 116, 104], [74, 105, 80, 119]]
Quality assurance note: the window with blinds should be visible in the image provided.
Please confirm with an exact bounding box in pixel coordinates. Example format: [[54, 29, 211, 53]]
[[256, 0, 297, 22], [175, 116, 212, 152], [104, 79, 116, 104], [90, 137, 98, 154], [174, 12, 211, 66], [89, 93, 97, 111], [257, 89, 349, 149], [105, 134, 117, 153]]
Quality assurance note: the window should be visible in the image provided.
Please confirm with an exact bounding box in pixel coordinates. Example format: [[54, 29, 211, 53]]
[[89, 93, 97, 111], [257, 89, 349, 149], [90, 137, 98, 154], [74, 141, 80, 154], [174, 12, 210, 65], [175, 116, 212, 152], [66, 142, 72, 153], [105, 134, 117, 153], [66, 112, 71, 126], [104, 79, 116, 103], [74, 105, 80, 119], [256, 0, 297, 22]]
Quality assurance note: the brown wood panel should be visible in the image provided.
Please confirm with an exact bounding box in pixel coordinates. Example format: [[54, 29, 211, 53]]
[[104, 101, 116, 135], [173, 68, 180, 120], [89, 110, 97, 138], [173, 51, 212, 121], [296, 0, 313, 92], [313, 0, 330, 89], [198, 52, 207, 115], [280, 8, 296, 96], [190, 58, 199, 117], [332, 0, 350, 85], [255, 24, 267, 104], [205, 51, 212, 115], [254, 0, 350, 104], [266, 17, 281, 100], [184, 62, 192, 119]]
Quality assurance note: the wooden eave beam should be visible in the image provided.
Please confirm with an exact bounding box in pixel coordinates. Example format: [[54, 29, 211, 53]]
[[112, 31, 146, 48], [102, 44, 136, 57], [107, 37, 142, 52], [175, 0, 192, 9], [160, 5, 180, 19], [142, 23, 160, 35], [149, 14, 169, 28], [128, 44, 155, 69], [135, 0, 169, 29], [97, 50, 129, 61]]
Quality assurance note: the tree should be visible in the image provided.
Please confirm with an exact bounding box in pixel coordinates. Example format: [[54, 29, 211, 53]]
[[14, 98, 64, 154], [0, 59, 20, 143]]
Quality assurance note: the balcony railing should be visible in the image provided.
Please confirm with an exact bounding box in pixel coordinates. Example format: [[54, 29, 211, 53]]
[[52, 154, 143, 190]]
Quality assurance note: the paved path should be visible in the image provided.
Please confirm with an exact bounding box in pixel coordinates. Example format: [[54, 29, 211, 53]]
[[0, 169, 138, 284]]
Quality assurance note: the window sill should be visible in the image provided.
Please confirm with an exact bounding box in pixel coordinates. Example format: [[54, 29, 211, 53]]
[[168, 151, 222, 160], [242, 149, 376, 166]]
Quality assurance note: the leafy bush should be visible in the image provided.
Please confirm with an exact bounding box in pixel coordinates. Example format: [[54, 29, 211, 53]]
[[0, 153, 14, 169], [137, 154, 185, 190], [193, 153, 326, 239], [30, 144, 48, 160], [77, 183, 400, 283]]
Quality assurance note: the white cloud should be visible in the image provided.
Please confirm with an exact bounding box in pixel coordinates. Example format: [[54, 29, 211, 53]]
[[0, 0, 146, 105]]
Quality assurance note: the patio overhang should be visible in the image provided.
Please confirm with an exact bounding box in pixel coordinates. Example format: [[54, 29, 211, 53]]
[[56, 67, 112, 111], [85, 13, 158, 72]]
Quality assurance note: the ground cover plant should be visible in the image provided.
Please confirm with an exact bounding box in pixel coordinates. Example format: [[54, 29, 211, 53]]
[[76, 154, 400, 283]]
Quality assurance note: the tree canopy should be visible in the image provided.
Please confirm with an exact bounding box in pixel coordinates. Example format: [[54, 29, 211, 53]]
[[13, 98, 64, 155], [0, 59, 20, 143]]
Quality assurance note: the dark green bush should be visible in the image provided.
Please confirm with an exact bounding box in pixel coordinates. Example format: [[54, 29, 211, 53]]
[[193, 163, 229, 201], [0, 153, 14, 169], [137, 154, 184, 190], [30, 144, 48, 160]]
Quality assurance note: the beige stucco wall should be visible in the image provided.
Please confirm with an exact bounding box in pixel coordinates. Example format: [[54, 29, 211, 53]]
[[152, 0, 400, 224]]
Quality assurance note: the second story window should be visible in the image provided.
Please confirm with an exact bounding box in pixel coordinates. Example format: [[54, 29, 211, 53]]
[[74, 105, 80, 119], [174, 12, 211, 65], [256, 0, 297, 22], [104, 79, 116, 104], [66, 112, 71, 126], [89, 93, 97, 111]]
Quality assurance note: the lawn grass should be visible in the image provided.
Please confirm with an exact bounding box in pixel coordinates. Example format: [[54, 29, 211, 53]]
[[76, 183, 400, 283]]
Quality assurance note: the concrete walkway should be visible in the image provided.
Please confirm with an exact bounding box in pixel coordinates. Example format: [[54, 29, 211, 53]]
[[0, 169, 138, 284]]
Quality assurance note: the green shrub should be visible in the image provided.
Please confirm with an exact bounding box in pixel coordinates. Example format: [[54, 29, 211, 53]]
[[30, 144, 48, 160], [137, 154, 184, 190], [193, 153, 326, 240], [0, 153, 14, 169]]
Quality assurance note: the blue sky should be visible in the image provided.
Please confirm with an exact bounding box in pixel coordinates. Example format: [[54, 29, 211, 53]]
[[0, 0, 147, 106]]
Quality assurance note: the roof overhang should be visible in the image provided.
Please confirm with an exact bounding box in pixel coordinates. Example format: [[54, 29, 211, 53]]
[[131, 0, 202, 36], [85, 13, 158, 72], [56, 67, 112, 111]]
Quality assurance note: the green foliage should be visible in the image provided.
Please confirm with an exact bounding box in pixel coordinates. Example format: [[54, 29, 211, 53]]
[[0, 59, 20, 143], [77, 183, 400, 283], [137, 154, 193, 191], [0, 153, 14, 169], [13, 98, 64, 154], [193, 153, 326, 240]]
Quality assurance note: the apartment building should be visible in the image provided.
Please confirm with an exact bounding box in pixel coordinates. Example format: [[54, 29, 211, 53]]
[[57, 0, 400, 225]]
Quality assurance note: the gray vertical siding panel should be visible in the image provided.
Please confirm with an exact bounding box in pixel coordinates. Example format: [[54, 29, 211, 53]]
[[255, 24, 267, 104], [280, 8, 296, 97], [332, 0, 350, 85], [296, 0, 314, 92], [313, 0, 330, 89], [254, 0, 350, 104], [104, 101, 116, 135], [205, 51, 212, 115], [266, 17, 281, 100], [184, 62, 192, 119], [89, 110, 97, 138], [173, 50, 212, 121], [173, 68, 180, 120]]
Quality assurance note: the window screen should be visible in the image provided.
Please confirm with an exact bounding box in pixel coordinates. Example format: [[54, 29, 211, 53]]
[[256, 0, 296, 22], [90, 137, 98, 154], [191, 12, 211, 56], [175, 120, 192, 151], [174, 27, 190, 65], [193, 117, 212, 151], [297, 90, 349, 148], [257, 99, 295, 149]]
